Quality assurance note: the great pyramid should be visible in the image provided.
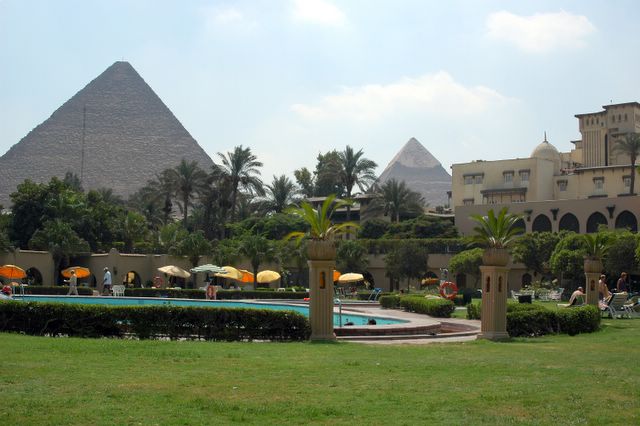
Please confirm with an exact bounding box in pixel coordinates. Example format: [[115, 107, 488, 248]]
[[0, 61, 213, 206], [377, 137, 451, 207]]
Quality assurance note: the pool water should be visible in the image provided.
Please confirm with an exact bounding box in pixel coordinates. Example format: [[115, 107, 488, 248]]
[[14, 295, 406, 327]]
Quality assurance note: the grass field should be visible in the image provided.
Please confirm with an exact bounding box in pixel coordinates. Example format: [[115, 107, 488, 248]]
[[1, 317, 638, 425]]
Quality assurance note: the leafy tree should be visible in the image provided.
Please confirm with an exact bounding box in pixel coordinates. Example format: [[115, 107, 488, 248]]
[[338, 145, 378, 220], [313, 151, 344, 196], [549, 233, 587, 286], [230, 213, 306, 241], [358, 218, 389, 239], [9, 180, 49, 248], [171, 230, 212, 288], [167, 159, 208, 226], [369, 179, 423, 223], [384, 242, 428, 292], [511, 232, 562, 277], [0, 228, 12, 252], [603, 231, 638, 279], [133, 170, 176, 226], [274, 240, 308, 286], [77, 189, 125, 252], [336, 240, 369, 273], [212, 238, 240, 267], [216, 145, 265, 221], [293, 167, 314, 198], [156, 222, 188, 254], [238, 234, 274, 286], [28, 219, 90, 284], [613, 132, 640, 194], [262, 175, 297, 214], [411, 215, 457, 238], [120, 211, 148, 253], [62, 171, 84, 193], [449, 248, 484, 288]]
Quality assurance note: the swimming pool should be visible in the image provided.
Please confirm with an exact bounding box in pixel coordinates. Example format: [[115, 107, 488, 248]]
[[14, 295, 407, 327]]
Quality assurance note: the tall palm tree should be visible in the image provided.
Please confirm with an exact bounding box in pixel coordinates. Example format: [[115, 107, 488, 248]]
[[136, 169, 176, 226], [216, 145, 265, 221], [263, 175, 297, 214], [167, 159, 208, 226], [614, 132, 640, 195], [338, 146, 377, 220], [369, 179, 424, 222]]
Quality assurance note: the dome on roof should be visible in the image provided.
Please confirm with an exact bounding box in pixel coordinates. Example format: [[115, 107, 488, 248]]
[[530, 134, 561, 163]]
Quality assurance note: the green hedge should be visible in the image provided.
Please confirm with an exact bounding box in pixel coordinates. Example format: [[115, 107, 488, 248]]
[[0, 301, 310, 342], [379, 295, 401, 309], [123, 288, 309, 300], [467, 303, 601, 337], [12, 286, 94, 296], [359, 238, 466, 255], [399, 296, 455, 318]]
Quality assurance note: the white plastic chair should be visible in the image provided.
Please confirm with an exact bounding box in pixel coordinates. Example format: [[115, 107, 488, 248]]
[[112, 285, 126, 297]]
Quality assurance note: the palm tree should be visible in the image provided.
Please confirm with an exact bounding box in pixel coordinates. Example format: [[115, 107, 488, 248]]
[[285, 194, 358, 243], [338, 146, 378, 221], [167, 159, 208, 226], [614, 132, 640, 195], [238, 234, 274, 287], [263, 175, 298, 214], [171, 230, 212, 288], [469, 207, 524, 266], [216, 145, 265, 221], [136, 170, 176, 226], [368, 179, 424, 222]]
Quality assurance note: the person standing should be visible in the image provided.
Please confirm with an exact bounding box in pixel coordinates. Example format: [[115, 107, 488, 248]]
[[616, 272, 629, 293], [103, 267, 112, 295], [65, 269, 78, 296]]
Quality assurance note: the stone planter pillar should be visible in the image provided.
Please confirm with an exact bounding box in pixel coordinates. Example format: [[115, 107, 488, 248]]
[[584, 258, 602, 307], [307, 240, 336, 341], [478, 248, 510, 341]]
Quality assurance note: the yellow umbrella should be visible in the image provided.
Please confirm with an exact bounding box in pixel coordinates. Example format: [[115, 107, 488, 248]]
[[337, 273, 364, 283], [214, 266, 243, 280], [61, 266, 91, 279], [257, 270, 281, 283], [0, 265, 26, 280], [157, 265, 191, 279]]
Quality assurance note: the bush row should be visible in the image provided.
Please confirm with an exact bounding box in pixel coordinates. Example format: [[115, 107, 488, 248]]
[[399, 296, 456, 318], [465, 303, 601, 336], [0, 301, 310, 341], [123, 288, 309, 300], [379, 295, 401, 309]]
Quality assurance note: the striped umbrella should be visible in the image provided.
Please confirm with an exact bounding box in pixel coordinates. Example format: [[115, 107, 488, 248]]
[[190, 264, 227, 274]]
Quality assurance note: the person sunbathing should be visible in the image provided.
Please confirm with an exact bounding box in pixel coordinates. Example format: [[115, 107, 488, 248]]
[[558, 287, 584, 307]]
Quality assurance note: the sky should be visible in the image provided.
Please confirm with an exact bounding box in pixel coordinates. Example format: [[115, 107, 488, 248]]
[[2, 0, 640, 184]]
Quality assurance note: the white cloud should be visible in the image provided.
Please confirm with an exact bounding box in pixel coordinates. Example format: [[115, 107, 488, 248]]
[[291, 71, 511, 121], [201, 6, 256, 32], [291, 0, 346, 27], [486, 10, 595, 53]]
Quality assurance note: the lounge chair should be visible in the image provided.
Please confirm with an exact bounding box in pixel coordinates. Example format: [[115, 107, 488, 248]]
[[600, 292, 629, 318], [549, 288, 563, 301]]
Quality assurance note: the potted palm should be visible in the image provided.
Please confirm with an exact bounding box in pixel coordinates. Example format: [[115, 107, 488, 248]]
[[582, 232, 609, 273], [285, 194, 358, 260], [469, 207, 524, 266]]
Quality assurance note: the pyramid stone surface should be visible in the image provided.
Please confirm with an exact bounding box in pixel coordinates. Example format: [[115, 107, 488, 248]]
[[378, 137, 451, 207], [0, 61, 213, 206]]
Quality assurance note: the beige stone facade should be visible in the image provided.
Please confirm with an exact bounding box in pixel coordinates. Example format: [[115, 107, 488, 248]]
[[451, 102, 640, 235]]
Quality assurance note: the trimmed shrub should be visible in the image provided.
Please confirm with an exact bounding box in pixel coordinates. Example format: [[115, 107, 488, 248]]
[[466, 303, 481, 320], [507, 307, 557, 337], [123, 288, 309, 300], [379, 295, 400, 309], [0, 301, 310, 341], [399, 296, 455, 318], [557, 305, 600, 336]]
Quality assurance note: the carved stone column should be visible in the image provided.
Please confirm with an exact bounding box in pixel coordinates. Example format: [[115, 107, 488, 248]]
[[307, 240, 336, 341], [478, 248, 510, 341], [584, 258, 602, 306]]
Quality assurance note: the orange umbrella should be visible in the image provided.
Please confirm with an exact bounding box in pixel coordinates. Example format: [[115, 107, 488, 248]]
[[333, 270, 341, 282], [61, 266, 91, 279], [239, 269, 254, 284], [0, 265, 26, 280]]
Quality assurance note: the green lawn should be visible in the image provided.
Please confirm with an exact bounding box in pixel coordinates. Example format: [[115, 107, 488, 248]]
[[1, 319, 638, 425]]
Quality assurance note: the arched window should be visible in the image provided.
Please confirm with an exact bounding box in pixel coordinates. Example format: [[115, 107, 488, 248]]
[[522, 273, 532, 287], [559, 213, 580, 233], [123, 270, 142, 287], [586, 212, 608, 233], [514, 218, 526, 233], [532, 215, 552, 232], [26, 267, 43, 285], [615, 210, 638, 232]]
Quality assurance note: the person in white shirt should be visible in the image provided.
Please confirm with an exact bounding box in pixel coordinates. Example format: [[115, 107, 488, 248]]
[[103, 267, 112, 295], [65, 269, 78, 296]]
